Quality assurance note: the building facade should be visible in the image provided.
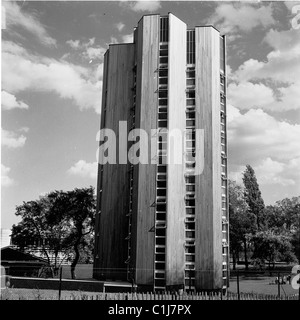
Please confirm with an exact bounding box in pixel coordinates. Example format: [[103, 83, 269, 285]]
[[93, 13, 229, 292]]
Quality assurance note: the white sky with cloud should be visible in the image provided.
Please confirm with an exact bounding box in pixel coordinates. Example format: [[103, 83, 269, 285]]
[[1, 1, 300, 229]]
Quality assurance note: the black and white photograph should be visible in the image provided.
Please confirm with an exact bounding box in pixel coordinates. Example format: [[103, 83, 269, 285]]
[[1, 0, 300, 309]]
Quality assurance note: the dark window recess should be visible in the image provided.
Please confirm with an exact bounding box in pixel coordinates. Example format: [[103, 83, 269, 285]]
[[158, 107, 168, 113], [186, 199, 195, 207], [185, 231, 195, 238], [185, 255, 195, 262], [185, 208, 195, 215], [156, 229, 165, 237], [156, 247, 165, 253], [159, 70, 168, 77], [158, 120, 168, 128], [159, 91, 168, 98], [157, 165, 167, 173], [159, 56, 168, 64], [186, 79, 195, 86], [185, 279, 195, 286], [159, 77, 168, 85], [186, 91, 195, 98], [160, 17, 169, 42], [156, 238, 165, 246], [157, 189, 166, 197], [220, 36, 225, 72], [156, 212, 166, 221], [157, 181, 167, 189], [185, 176, 195, 184], [187, 30, 195, 64], [186, 120, 195, 127], [186, 99, 195, 106], [156, 203, 166, 211], [186, 112, 195, 119], [155, 272, 165, 279], [159, 49, 168, 57], [185, 222, 195, 230], [186, 185, 195, 192], [185, 246, 195, 254], [155, 262, 165, 270], [186, 70, 195, 78], [185, 270, 195, 277], [158, 113, 167, 120], [159, 99, 168, 106]]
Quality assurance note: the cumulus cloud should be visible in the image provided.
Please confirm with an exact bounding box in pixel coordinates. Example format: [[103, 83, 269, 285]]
[[207, 3, 275, 39], [3, 1, 56, 47], [1, 164, 14, 187], [122, 33, 133, 43], [67, 160, 97, 179], [66, 38, 106, 62], [1, 91, 29, 110], [116, 22, 125, 31], [121, 0, 161, 12], [2, 40, 102, 113], [84, 46, 106, 61], [2, 128, 27, 149], [228, 82, 275, 110], [229, 27, 300, 111], [227, 105, 300, 190], [66, 39, 80, 49]]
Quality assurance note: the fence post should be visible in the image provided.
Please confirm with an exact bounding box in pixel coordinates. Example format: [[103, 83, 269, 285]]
[[277, 272, 280, 299], [237, 270, 240, 301], [58, 266, 62, 300]]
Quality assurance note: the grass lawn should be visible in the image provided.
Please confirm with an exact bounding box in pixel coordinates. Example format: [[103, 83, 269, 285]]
[[1, 287, 101, 300], [229, 275, 298, 296]]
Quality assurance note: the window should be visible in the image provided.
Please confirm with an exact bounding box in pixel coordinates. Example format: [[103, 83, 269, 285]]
[[157, 189, 166, 197], [187, 30, 195, 64], [186, 78, 195, 86], [186, 111, 195, 119], [160, 17, 169, 42], [159, 77, 168, 85], [156, 212, 166, 221], [156, 203, 166, 212], [185, 230, 195, 238], [186, 176, 195, 184], [185, 222, 195, 230], [159, 56, 168, 64], [186, 120, 195, 127], [157, 165, 167, 173], [159, 99, 168, 106], [159, 70, 168, 77], [220, 36, 225, 72], [185, 199, 195, 207], [186, 184, 195, 192], [155, 262, 165, 270], [187, 70, 195, 78], [156, 228, 165, 237], [186, 91, 195, 98], [155, 253, 165, 262], [186, 208, 195, 215]]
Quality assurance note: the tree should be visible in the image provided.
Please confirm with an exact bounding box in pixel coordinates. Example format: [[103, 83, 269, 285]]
[[11, 187, 96, 279], [228, 180, 257, 270], [251, 231, 297, 272], [242, 165, 265, 230]]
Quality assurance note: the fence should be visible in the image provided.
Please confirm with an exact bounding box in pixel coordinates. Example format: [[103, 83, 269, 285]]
[[1, 288, 299, 300], [2, 265, 300, 300]]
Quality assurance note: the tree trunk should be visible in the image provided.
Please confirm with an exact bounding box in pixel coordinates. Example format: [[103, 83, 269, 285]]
[[232, 252, 236, 270], [71, 241, 80, 280], [243, 238, 249, 270]]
